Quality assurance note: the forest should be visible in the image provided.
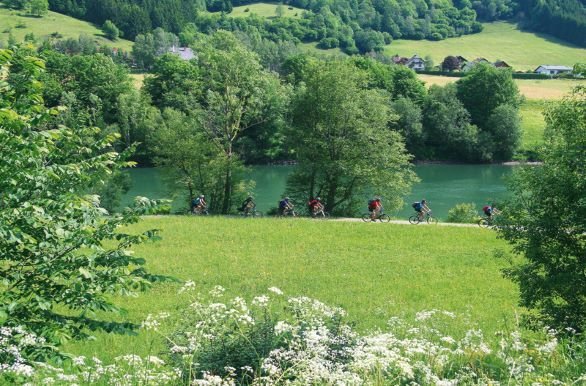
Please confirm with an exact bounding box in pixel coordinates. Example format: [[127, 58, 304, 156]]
[[39, 0, 586, 50]]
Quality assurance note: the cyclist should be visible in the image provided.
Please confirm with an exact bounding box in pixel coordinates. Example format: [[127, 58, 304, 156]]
[[308, 196, 323, 216], [279, 197, 294, 216], [239, 196, 256, 215], [482, 203, 500, 219], [412, 199, 430, 221], [191, 194, 207, 214], [368, 197, 383, 221]]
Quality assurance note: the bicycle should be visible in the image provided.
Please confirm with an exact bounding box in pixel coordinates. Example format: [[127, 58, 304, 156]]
[[192, 206, 209, 216], [240, 207, 263, 218], [408, 211, 438, 225], [361, 211, 390, 223], [478, 215, 496, 228], [310, 206, 329, 219], [278, 207, 297, 217]]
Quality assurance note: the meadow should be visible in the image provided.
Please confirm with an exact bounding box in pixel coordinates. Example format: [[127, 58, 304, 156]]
[[0, 3, 134, 51], [228, 2, 305, 18], [385, 21, 586, 71], [65, 216, 520, 362]]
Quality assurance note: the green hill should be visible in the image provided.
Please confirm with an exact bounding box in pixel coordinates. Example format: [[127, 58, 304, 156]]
[[386, 22, 586, 71], [0, 4, 133, 51]]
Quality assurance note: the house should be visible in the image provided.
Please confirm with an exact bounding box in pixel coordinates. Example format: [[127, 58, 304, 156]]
[[462, 57, 491, 72], [494, 60, 511, 68], [406, 55, 425, 71], [169, 46, 196, 60], [456, 55, 468, 65], [534, 65, 573, 75], [391, 55, 409, 65]]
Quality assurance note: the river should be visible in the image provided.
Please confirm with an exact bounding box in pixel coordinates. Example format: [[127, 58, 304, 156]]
[[121, 164, 513, 219]]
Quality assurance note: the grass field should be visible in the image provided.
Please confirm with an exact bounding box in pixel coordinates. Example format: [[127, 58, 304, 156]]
[[519, 99, 548, 150], [418, 74, 585, 100], [65, 216, 520, 361], [228, 2, 305, 18], [0, 4, 133, 51], [385, 22, 586, 71]]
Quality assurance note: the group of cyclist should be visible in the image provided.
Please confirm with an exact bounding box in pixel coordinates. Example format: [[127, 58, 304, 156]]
[[192, 193, 500, 221]]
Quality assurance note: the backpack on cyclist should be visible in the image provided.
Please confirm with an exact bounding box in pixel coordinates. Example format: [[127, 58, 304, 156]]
[[412, 202, 422, 211], [483, 205, 491, 215], [192, 197, 201, 207], [368, 200, 376, 211]]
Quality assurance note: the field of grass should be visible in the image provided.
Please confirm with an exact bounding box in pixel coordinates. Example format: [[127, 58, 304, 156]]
[[229, 2, 304, 18], [65, 216, 520, 361], [418, 74, 585, 100], [519, 99, 548, 150], [386, 22, 586, 71], [0, 3, 133, 51]]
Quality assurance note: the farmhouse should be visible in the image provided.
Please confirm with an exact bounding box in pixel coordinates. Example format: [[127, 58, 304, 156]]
[[391, 55, 409, 65], [406, 55, 425, 71], [534, 65, 573, 75], [494, 60, 511, 68], [462, 57, 490, 72]]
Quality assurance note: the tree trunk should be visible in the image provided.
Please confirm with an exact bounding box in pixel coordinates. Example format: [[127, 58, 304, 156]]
[[222, 147, 233, 214]]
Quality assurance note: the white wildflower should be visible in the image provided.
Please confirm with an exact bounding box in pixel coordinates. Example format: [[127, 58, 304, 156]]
[[209, 285, 226, 298], [268, 287, 283, 295], [252, 295, 270, 308], [178, 280, 196, 294]]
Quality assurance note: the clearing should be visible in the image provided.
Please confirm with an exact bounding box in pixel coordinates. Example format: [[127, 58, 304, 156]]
[[228, 2, 305, 18], [65, 216, 520, 361], [0, 3, 133, 51]]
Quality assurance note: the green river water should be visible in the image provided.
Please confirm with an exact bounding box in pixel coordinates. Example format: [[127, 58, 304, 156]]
[[121, 164, 513, 219]]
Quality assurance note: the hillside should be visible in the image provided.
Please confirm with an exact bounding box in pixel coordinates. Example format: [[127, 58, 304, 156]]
[[386, 22, 586, 71], [0, 4, 133, 51]]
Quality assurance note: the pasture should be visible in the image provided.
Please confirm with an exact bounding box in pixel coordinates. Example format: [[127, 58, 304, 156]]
[[385, 22, 586, 71], [0, 3, 134, 51], [228, 2, 305, 18], [65, 216, 520, 362]]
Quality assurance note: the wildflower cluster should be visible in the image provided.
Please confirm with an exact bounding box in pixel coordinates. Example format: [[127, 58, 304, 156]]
[[159, 286, 586, 385]]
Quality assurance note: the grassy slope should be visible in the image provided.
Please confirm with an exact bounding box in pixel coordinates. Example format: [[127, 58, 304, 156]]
[[229, 2, 304, 18], [386, 22, 586, 71], [0, 4, 133, 51], [65, 216, 519, 361]]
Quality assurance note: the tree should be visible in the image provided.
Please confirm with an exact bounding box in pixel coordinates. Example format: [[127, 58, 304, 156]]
[[0, 49, 168, 350], [148, 109, 238, 213], [424, 55, 434, 71], [482, 104, 521, 161], [103, 20, 121, 41], [276, 3, 285, 17], [287, 60, 417, 215], [390, 97, 424, 158], [441, 55, 460, 71], [456, 63, 520, 127], [193, 31, 288, 213], [498, 87, 586, 332], [28, 0, 49, 16], [422, 84, 478, 160]]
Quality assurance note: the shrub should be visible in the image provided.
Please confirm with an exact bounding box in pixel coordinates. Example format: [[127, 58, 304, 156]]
[[446, 202, 479, 223], [102, 20, 120, 41], [15, 21, 27, 28]]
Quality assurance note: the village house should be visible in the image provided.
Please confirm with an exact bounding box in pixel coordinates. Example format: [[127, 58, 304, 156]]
[[406, 55, 425, 71], [461, 57, 490, 72], [534, 65, 573, 75]]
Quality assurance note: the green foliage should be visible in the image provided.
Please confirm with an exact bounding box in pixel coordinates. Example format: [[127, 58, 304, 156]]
[[446, 203, 479, 223], [132, 28, 178, 70], [28, 0, 49, 16], [0, 49, 169, 350], [482, 104, 521, 161], [287, 60, 417, 215], [102, 20, 120, 41], [499, 86, 586, 332]]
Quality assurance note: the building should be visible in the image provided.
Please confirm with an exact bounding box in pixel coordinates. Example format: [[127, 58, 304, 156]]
[[534, 65, 573, 75], [406, 55, 425, 71], [169, 46, 196, 60], [391, 55, 409, 65], [461, 57, 491, 72], [494, 60, 511, 68]]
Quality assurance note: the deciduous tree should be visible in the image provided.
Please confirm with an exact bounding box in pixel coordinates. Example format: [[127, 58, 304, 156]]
[[499, 87, 586, 332]]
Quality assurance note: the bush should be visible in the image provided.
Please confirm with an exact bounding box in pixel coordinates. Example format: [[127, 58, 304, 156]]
[[102, 20, 120, 41], [446, 202, 479, 223], [15, 21, 27, 28]]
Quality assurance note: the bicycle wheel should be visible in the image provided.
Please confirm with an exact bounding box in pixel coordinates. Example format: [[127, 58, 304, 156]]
[[426, 215, 438, 224], [408, 215, 420, 224], [361, 213, 372, 222], [379, 214, 391, 223], [478, 218, 490, 228]]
